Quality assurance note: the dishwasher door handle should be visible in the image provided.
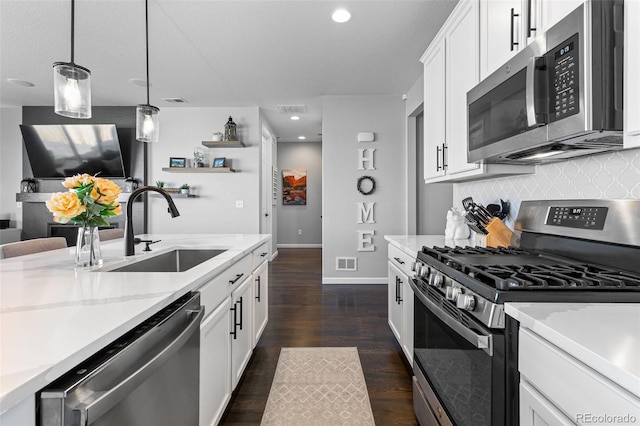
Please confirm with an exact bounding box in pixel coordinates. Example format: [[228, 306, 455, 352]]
[[76, 307, 204, 423]]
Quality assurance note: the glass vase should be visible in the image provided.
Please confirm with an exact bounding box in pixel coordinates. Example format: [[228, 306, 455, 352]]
[[75, 225, 103, 267]]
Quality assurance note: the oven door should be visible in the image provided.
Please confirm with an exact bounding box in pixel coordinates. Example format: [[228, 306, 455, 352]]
[[411, 280, 505, 426]]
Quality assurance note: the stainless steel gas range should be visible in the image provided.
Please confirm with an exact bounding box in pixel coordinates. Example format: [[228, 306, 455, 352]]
[[410, 200, 640, 426]]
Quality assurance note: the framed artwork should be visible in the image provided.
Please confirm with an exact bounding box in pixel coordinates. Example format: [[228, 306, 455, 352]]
[[282, 169, 307, 205], [213, 157, 226, 168], [170, 157, 186, 168]]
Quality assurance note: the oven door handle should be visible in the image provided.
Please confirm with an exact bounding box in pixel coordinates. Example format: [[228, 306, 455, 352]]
[[411, 279, 493, 356]]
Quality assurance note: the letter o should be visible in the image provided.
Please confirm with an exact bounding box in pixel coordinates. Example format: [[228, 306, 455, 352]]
[[357, 176, 376, 195]]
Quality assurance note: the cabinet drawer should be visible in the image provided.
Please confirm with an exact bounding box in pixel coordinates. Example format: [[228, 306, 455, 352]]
[[252, 243, 269, 268], [199, 254, 252, 316], [519, 328, 640, 423], [388, 244, 414, 277]]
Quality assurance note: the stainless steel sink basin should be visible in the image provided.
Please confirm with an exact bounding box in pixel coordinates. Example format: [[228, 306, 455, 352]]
[[108, 249, 226, 272]]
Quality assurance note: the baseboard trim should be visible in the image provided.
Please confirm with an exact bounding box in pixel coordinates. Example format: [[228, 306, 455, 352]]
[[270, 250, 279, 261], [277, 244, 322, 248], [322, 277, 387, 285]]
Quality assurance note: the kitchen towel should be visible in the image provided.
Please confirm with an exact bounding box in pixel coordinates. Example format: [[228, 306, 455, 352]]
[[261, 347, 375, 425]]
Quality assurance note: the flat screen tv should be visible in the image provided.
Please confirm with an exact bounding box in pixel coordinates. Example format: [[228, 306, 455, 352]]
[[20, 124, 127, 179]]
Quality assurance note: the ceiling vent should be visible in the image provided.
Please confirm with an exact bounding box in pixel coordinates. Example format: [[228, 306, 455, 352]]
[[276, 104, 306, 114], [162, 98, 187, 103]]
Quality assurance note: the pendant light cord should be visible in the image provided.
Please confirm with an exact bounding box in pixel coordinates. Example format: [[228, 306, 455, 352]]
[[70, 0, 75, 63], [145, 0, 150, 106]]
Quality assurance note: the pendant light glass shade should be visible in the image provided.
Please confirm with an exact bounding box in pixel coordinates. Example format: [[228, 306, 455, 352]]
[[53, 62, 91, 118], [136, 104, 159, 143]]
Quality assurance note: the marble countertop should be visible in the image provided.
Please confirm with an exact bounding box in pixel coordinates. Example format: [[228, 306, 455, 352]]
[[384, 234, 474, 257], [506, 303, 640, 398], [0, 234, 270, 414]]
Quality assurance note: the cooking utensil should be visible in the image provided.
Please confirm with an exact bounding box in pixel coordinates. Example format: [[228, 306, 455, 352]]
[[462, 197, 474, 212]]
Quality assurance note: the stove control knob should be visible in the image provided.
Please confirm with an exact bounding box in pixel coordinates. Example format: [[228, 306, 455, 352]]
[[445, 286, 462, 301], [456, 294, 476, 311], [428, 272, 443, 288], [411, 261, 418, 272]]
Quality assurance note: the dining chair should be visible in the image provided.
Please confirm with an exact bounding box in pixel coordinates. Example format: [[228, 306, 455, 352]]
[[98, 228, 125, 241], [0, 237, 68, 259]]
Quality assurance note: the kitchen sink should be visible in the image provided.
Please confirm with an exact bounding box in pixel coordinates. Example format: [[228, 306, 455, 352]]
[[107, 249, 226, 273]]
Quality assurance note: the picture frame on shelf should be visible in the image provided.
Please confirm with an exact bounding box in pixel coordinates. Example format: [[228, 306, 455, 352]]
[[170, 157, 186, 168], [213, 157, 226, 168]]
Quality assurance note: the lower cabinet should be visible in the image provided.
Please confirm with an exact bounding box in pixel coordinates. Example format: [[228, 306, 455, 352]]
[[200, 298, 232, 426], [253, 261, 268, 346], [230, 275, 253, 390], [520, 380, 574, 426], [388, 261, 413, 364]]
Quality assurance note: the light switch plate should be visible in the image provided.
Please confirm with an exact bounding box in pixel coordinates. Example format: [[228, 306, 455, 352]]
[[235, 200, 244, 208]]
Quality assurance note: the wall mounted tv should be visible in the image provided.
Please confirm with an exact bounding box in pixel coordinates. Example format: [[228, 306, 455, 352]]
[[20, 124, 127, 179]]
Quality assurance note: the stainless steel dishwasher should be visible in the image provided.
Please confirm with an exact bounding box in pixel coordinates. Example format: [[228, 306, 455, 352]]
[[39, 292, 203, 426]]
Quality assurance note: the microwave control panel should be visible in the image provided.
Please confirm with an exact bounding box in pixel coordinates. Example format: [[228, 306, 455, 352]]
[[547, 206, 608, 230], [549, 35, 579, 122]]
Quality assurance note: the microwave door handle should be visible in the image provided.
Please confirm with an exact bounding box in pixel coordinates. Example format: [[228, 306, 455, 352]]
[[410, 279, 493, 356], [526, 57, 540, 127]]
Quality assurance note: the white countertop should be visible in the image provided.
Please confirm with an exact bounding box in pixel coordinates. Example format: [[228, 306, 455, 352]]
[[506, 303, 640, 398], [384, 234, 474, 257], [0, 233, 270, 414]]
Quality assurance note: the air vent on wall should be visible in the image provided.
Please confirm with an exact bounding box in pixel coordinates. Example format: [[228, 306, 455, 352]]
[[336, 257, 357, 271], [162, 98, 187, 103], [276, 104, 307, 114]]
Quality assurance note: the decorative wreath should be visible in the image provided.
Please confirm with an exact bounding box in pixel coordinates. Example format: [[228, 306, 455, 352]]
[[357, 176, 376, 195]]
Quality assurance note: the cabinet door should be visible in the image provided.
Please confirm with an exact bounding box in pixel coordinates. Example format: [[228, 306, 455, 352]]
[[230, 275, 253, 390], [480, 0, 523, 79], [520, 380, 574, 426], [423, 38, 447, 181], [536, 0, 584, 39], [387, 262, 403, 344], [401, 277, 414, 365], [253, 261, 268, 346], [446, 0, 481, 176], [625, 0, 640, 148], [200, 298, 232, 426]]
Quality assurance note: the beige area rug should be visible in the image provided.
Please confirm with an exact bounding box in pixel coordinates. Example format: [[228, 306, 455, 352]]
[[261, 347, 375, 425]]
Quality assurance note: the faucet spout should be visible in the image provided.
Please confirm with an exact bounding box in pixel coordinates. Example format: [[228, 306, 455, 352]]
[[125, 186, 180, 256]]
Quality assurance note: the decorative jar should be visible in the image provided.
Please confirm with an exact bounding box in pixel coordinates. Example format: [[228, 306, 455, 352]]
[[224, 116, 237, 141]]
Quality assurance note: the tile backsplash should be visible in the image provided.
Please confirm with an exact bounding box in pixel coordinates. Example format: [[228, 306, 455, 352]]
[[454, 148, 640, 229]]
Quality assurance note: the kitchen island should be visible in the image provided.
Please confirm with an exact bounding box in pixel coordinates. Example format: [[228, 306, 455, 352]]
[[0, 233, 270, 424]]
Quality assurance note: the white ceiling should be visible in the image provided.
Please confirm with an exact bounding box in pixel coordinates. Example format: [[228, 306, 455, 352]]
[[0, 0, 458, 143]]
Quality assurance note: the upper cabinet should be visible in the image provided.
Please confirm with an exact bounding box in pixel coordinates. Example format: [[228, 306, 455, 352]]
[[480, 0, 584, 80], [625, 0, 640, 148], [421, 0, 534, 183]]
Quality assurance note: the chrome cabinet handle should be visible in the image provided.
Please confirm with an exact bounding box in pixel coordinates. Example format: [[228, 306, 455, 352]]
[[78, 306, 204, 422], [510, 8, 520, 51], [229, 273, 244, 285]]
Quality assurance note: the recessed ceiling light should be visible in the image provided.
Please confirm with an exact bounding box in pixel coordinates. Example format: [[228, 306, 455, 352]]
[[290, 116, 300, 121], [332, 9, 351, 23], [6, 78, 34, 87], [129, 78, 150, 87], [298, 136, 306, 140]]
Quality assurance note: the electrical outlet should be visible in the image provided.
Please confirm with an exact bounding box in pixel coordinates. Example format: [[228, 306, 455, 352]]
[[297, 229, 302, 235], [16, 202, 22, 209], [235, 200, 244, 208]]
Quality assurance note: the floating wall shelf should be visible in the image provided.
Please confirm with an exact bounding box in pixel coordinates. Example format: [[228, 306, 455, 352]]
[[161, 167, 236, 173], [201, 140, 245, 148], [17, 193, 132, 203]]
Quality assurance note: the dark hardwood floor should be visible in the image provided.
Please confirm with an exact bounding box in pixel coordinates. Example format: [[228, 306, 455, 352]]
[[220, 248, 417, 425]]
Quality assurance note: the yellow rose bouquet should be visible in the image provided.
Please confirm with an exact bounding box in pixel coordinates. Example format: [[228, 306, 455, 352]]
[[46, 174, 123, 227]]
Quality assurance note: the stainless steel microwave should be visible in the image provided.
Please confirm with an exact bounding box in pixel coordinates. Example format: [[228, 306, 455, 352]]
[[467, 0, 623, 164]]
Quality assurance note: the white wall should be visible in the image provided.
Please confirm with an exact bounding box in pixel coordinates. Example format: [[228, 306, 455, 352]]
[[322, 95, 406, 284], [277, 142, 322, 246], [454, 148, 640, 229], [147, 107, 262, 234], [0, 107, 23, 230]]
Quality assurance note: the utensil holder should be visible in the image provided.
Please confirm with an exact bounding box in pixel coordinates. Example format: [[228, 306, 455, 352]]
[[485, 218, 513, 248]]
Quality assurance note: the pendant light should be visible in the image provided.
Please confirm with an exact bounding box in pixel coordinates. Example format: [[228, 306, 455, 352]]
[[53, 0, 91, 119], [136, 0, 159, 143]]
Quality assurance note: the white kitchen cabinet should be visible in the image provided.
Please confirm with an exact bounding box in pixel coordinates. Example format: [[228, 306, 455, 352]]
[[253, 260, 268, 346], [387, 244, 414, 364], [199, 297, 232, 426], [230, 274, 253, 389], [480, 0, 584, 79], [625, 0, 640, 148], [518, 327, 640, 425], [0, 394, 35, 426], [421, 0, 534, 183]]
